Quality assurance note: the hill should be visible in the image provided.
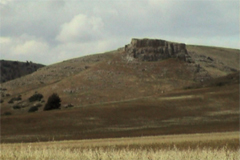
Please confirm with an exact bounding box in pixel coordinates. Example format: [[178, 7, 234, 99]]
[[0, 38, 239, 143], [0, 60, 45, 83]]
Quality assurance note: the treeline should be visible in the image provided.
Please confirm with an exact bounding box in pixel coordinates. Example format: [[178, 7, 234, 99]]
[[0, 60, 45, 83]]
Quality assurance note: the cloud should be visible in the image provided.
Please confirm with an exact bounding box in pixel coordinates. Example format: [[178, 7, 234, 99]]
[[13, 40, 49, 56], [0, 0, 12, 5], [0, 34, 50, 63], [0, 0, 239, 65], [56, 14, 104, 43]]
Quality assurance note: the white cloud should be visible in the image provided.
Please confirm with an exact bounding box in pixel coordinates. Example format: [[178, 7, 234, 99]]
[[12, 40, 49, 56], [0, 0, 239, 65], [0, 0, 12, 5], [0, 35, 50, 63], [0, 37, 11, 43], [56, 14, 104, 43]]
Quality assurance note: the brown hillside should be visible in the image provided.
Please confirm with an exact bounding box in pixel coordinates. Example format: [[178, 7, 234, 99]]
[[187, 45, 239, 77], [0, 38, 239, 143], [1, 83, 239, 143], [0, 39, 239, 113]]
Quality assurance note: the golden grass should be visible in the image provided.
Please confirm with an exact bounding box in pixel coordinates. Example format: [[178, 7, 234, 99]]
[[1, 146, 239, 160], [1, 132, 239, 160]]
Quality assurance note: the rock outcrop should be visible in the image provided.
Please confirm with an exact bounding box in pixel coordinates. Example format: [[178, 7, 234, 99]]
[[124, 38, 193, 62]]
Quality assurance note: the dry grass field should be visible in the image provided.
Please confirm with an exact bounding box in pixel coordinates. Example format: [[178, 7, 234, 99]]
[[1, 132, 239, 160]]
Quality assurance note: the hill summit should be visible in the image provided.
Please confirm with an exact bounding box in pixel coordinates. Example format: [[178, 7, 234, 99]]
[[124, 38, 193, 62]]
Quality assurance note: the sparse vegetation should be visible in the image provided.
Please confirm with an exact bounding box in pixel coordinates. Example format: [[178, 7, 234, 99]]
[[28, 93, 43, 102], [184, 71, 239, 90], [7, 95, 22, 104], [43, 93, 61, 111]]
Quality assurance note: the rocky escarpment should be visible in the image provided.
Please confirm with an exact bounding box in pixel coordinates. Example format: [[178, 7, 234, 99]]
[[124, 38, 193, 62]]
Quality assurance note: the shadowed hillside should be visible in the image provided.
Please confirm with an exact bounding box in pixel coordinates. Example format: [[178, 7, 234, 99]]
[[0, 60, 45, 83]]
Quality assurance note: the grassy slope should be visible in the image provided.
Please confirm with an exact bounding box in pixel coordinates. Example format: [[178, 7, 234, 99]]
[[1, 82, 239, 143], [0, 44, 239, 143], [187, 45, 239, 77], [1, 55, 201, 112], [1, 45, 239, 109], [187, 45, 239, 70]]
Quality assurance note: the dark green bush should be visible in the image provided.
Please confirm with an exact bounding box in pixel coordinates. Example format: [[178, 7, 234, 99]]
[[8, 99, 14, 104], [8, 95, 21, 103], [15, 95, 22, 101], [12, 105, 21, 109], [28, 106, 38, 112], [3, 112, 12, 116], [29, 93, 43, 102], [43, 93, 61, 111]]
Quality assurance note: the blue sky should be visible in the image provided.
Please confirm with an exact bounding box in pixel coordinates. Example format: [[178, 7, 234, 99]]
[[0, 0, 239, 65]]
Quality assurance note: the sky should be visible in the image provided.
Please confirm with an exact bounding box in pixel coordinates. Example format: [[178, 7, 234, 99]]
[[0, 0, 239, 65]]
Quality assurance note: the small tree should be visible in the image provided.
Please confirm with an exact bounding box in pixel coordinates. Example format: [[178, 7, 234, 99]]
[[43, 93, 61, 111]]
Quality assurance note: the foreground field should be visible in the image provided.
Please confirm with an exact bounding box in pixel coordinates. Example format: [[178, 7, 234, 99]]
[[1, 132, 239, 160], [1, 146, 238, 160]]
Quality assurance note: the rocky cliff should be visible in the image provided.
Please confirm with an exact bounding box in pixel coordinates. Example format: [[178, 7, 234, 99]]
[[124, 38, 193, 62]]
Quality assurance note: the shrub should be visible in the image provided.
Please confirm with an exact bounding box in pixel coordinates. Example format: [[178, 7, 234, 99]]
[[8, 95, 22, 103], [3, 112, 12, 116], [43, 93, 61, 111], [29, 93, 43, 102], [28, 106, 38, 113], [12, 105, 21, 109], [15, 95, 22, 101], [8, 99, 14, 104]]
